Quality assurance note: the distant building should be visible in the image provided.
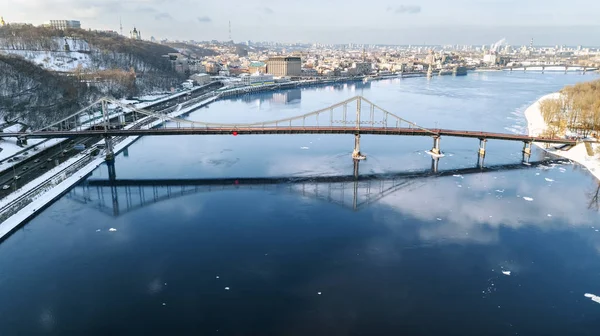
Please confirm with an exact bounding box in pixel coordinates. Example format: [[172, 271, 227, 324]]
[[266, 56, 301, 77], [190, 73, 211, 85], [482, 54, 497, 65], [47, 20, 81, 30], [240, 72, 274, 86], [248, 61, 267, 74], [130, 27, 141, 40], [352, 62, 372, 75], [235, 45, 248, 57], [182, 79, 194, 90]]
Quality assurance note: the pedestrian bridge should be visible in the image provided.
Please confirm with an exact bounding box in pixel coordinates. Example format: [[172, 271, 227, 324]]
[[1, 96, 584, 161]]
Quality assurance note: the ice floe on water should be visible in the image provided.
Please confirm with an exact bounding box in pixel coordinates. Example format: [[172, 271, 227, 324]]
[[109, 228, 117, 232], [502, 271, 511, 276], [522, 197, 534, 202], [584, 293, 600, 304], [453, 174, 464, 179], [300, 147, 309, 150], [495, 189, 505, 193], [545, 178, 554, 182]]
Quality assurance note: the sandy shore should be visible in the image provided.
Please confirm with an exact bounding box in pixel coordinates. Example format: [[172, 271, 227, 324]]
[[524, 93, 600, 181]]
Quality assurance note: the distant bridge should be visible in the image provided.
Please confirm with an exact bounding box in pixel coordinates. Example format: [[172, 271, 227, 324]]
[[0, 96, 582, 161], [502, 64, 598, 72]]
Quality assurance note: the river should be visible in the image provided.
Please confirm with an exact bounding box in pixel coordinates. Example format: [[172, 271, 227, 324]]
[[1, 72, 600, 335]]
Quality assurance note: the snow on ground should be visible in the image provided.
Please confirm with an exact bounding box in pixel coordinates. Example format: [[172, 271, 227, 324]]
[[523, 93, 600, 182], [0, 93, 219, 239], [0, 49, 93, 72], [135, 93, 170, 101], [0, 138, 65, 166]]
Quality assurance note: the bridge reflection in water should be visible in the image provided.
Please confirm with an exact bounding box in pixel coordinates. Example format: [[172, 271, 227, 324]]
[[67, 158, 564, 218]]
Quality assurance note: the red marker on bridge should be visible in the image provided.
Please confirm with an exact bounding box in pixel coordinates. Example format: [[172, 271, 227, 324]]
[[232, 131, 238, 136]]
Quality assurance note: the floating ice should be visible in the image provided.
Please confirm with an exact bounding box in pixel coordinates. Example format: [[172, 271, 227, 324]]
[[109, 228, 117, 232], [95, 229, 101, 232], [317, 292, 322, 295], [502, 271, 511, 276], [523, 197, 534, 201], [216, 276, 220, 279], [224, 287, 230, 290], [300, 147, 309, 150], [453, 174, 463, 179], [436, 218, 442, 221], [545, 178, 554, 182], [547, 214, 552, 217], [495, 189, 505, 193], [162, 303, 166, 306], [457, 184, 462, 188], [584, 293, 600, 304]]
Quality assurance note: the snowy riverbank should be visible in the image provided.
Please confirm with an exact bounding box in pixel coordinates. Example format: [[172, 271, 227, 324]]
[[524, 93, 600, 181], [0, 94, 219, 239]]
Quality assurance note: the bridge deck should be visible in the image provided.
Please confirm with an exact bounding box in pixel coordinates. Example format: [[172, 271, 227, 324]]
[[0, 127, 579, 144]]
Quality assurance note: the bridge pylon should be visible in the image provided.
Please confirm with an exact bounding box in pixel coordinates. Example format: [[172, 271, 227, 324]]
[[104, 136, 115, 162], [478, 138, 487, 158], [430, 136, 442, 156], [352, 134, 366, 160], [522, 141, 532, 163]]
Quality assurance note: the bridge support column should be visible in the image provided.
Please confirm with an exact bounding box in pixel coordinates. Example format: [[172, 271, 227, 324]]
[[478, 139, 487, 158], [523, 141, 532, 155], [352, 134, 366, 160], [430, 136, 441, 155], [431, 157, 439, 173], [522, 142, 532, 163], [105, 136, 115, 162], [477, 154, 485, 169]]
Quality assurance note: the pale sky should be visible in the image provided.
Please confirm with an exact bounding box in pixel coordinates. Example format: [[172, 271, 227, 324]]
[[2, 0, 600, 45]]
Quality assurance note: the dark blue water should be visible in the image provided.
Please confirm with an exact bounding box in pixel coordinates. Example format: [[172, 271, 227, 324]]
[[1, 72, 600, 335]]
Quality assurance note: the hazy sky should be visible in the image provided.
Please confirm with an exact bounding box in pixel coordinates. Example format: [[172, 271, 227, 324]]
[[2, 0, 600, 45]]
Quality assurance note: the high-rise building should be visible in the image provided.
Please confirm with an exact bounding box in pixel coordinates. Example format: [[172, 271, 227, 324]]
[[266, 56, 302, 77], [47, 20, 81, 30]]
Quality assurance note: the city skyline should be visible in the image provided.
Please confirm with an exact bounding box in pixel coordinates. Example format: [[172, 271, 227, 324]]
[[1, 0, 600, 45]]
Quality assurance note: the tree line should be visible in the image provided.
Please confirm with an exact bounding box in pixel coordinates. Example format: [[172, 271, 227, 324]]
[[539, 79, 600, 138]]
